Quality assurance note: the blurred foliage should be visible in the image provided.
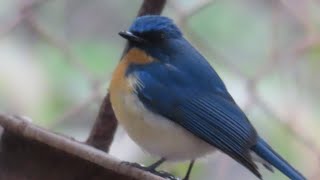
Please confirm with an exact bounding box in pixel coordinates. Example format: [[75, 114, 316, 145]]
[[0, 0, 319, 180]]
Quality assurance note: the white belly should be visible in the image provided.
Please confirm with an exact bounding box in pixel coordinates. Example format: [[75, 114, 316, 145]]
[[111, 92, 215, 161]]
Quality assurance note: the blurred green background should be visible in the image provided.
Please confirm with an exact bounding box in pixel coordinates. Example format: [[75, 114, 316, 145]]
[[1, 0, 320, 179]]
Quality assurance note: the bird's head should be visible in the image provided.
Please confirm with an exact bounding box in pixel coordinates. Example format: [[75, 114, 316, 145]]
[[119, 15, 183, 60]]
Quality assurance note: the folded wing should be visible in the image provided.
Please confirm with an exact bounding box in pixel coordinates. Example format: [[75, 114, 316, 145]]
[[133, 69, 262, 178]]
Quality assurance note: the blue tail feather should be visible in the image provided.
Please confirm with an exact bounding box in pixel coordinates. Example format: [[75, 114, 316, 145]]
[[251, 138, 305, 180]]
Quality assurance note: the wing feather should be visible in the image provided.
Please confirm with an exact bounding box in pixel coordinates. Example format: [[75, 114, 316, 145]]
[[173, 95, 260, 177], [131, 66, 261, 178]]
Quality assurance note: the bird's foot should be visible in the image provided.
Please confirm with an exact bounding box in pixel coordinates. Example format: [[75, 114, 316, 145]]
[[121, 161, 145, 169], [150, 170, 179, 180], [121, 161, 179, 180]]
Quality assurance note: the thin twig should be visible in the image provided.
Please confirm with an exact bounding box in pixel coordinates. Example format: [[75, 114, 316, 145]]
[[185, 29, 248, 79], [169, 0, 247, 79], [251, 91, 320, 180], [252, 0, 280, 82], [279, 0, 315, 34], [25, 16, 97, 82], [0, 0, 48, 38], [291, 35, 320, 56], [49, 90, 103, 129]]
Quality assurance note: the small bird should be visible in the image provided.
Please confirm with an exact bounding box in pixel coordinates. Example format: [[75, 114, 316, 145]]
[[109, 15, 305, 180]]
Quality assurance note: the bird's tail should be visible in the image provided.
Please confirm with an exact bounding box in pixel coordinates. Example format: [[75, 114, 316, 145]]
[[251, 137, 305, 180]]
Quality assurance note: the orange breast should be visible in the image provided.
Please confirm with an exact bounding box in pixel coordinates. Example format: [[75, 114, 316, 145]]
[[109, 47, 155, 119], [109, 48, 154, 94]]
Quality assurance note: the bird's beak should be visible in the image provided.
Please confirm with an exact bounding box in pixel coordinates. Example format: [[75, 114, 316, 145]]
[[119, 31, 145, 43]]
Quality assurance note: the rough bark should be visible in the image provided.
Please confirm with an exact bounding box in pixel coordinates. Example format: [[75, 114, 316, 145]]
[[0, 114, 163, 180]]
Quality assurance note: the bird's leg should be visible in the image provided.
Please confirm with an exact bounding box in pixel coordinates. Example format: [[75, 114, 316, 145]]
[[121, 158, 165, 170], [146, 158, 166, 170], [122, 158, 179, 180], [145, 158, 178, 180], [183, 160, 195, 180]]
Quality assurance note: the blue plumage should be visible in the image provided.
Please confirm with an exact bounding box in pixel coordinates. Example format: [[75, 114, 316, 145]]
[[129, 16, 182, 38], [117, 15, 305, 180], [129, 53, 261, 177], [251, 138, 305, 180]]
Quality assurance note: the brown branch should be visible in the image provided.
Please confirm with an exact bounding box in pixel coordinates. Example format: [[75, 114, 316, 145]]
[[86, 94, 118, 152], [0, 113, 163, 180], [137, 0, 167, 17], [86, 0, 167, 151]]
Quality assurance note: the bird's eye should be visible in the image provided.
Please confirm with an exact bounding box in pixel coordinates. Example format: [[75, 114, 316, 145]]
[[141, 31, 166, 43], [160, 33, 165, 39]]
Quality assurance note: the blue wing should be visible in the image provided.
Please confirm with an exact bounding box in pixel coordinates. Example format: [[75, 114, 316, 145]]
[[129, 62, 261, 178]]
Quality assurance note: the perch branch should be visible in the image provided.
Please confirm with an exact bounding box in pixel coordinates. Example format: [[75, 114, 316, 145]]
[[0, 113, 163, 180]]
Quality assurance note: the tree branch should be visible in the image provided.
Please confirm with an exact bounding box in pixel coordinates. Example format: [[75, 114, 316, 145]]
[[86, 0, 167, 152], [0, 113, 163, 180], [137, 0, 167, 17]]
